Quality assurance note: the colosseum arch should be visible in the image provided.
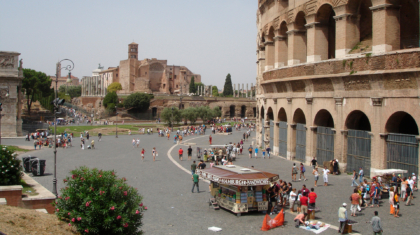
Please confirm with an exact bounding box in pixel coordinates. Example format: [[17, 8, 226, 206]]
[[278, 107, 288, 158], [314, 109, 335, 165], [291, 11, 307, 64], [385, 111, 419, 178], [267, 107, 275, 150], [265, 27, 276, 69], [400, 0, 420, 48], [276, 21, 288, 67], [344, 0, 372, 54], [292, 108, 307, 162], [345, 110, 372, 176], [316, 4, 336, 59]]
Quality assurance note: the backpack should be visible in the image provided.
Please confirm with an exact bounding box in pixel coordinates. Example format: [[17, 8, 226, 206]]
[[302, 166, 306, 173], [355, 173, 358, 179]]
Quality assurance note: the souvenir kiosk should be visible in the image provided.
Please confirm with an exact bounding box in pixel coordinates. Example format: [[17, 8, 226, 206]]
[[197, 165, 279, 216]]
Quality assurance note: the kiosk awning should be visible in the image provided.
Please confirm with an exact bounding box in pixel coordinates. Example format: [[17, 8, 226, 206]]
[[197, 165, 279, 186]]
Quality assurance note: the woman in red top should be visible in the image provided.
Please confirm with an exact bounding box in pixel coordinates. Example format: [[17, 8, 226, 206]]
[[141, 148, 145, 162]]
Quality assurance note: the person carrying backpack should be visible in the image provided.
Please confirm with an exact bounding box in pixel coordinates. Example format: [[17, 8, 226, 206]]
[[248, 145, 253, 158]]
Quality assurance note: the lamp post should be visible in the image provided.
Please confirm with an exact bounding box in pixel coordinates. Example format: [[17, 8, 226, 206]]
[[171, 107, 174, 132], [115, 112, 118, 138], [53, 59, 74, 198], [0, 88, 10, 145]]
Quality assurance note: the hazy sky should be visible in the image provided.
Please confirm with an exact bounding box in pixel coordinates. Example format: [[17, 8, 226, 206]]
[[1, 0, 257, 89]]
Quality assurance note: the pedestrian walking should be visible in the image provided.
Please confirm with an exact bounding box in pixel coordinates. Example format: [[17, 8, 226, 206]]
[[91, 140, 95, 149], [393, 191, 400, 217], [389, 186, 394, 214], [350, 188, 361, 216], [136, 138, 140, 148], [209, 135, 212, 145], [351, 169, 359, 187], [266, 147, 271, 159], [141, 148, 145, 161], [191, 161, 197, 175], [248, 145, 253, 158], [299, 163, 307, 181], [81, 138, 85, 150], [292, 163, 298, 181], [152, 147, 157, 162], [312, 167, 319, 187], [178, 147, 183, 161], [358, 167, 364, 184], [405, 184, 412, 206], [191, 172, 199, 193], [311, 157, 318, 169], [254, 146, 259, 158], [370, 211, 383, 235], [338, 203, 348, 234], [132, 138, 136, 148], [322, 168, 330, 186], [308, 188, 317, 208], [187, 146, 192, 161]]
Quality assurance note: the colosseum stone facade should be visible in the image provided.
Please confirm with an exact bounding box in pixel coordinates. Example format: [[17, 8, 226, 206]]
[[255, 0, 420, 177]]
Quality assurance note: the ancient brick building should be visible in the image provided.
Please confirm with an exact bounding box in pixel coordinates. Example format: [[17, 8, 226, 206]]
[[255, 0, 420, 177], [81, 42, 201, 97]]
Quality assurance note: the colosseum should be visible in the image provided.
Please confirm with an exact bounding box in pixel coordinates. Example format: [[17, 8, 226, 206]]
[[255, 0, 420, 177]]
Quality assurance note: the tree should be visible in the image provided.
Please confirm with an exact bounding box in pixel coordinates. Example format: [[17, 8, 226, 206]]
[[161, 107, 182, 126], [107, 82, 122, 93], [189, 76, 196, 94], [222, 73, 233, 96], [59, 85, 81, 98], [181, 107, 198, 124], [22, 68, 52, 115], [213, 106, 222, 117], [103, 92, 118, 108], [197, 106, 218, 123], [123, 92, 153, 112], [212, 86, 219, 97]]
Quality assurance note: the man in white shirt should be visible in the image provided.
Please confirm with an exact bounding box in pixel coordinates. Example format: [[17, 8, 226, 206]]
[[323, 168, 330, 186]]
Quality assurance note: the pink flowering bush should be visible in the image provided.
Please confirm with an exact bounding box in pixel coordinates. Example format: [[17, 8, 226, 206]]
[[54, 167, 146, 234]]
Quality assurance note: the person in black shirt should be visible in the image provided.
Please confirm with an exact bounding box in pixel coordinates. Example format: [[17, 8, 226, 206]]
[[198, 160, 206, 169], [187, 146, 193, 161], [311, 157, 318, 169]]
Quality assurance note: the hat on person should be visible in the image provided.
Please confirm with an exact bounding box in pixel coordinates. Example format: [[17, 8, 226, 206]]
[[342, 203, 347, 207]]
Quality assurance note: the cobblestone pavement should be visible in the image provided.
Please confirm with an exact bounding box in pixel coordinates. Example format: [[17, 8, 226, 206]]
[[11, 130, 417, 235]]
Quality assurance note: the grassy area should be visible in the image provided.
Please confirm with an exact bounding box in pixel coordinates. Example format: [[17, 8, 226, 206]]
[[20, 180, 39, 196], [1, 145, 31, 152], [55, 124, 157, 134]]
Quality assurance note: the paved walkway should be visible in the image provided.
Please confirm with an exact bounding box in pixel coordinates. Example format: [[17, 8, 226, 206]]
[[12, 130, 417, 234]]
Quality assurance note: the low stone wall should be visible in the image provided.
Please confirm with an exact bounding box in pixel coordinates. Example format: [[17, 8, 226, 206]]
[[0, 185, 23, 207]]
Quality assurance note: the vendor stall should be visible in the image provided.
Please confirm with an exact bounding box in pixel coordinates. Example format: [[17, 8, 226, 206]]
[[197, 165, 279, 216]]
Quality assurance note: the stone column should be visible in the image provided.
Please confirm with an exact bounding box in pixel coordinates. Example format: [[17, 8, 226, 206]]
[[333, 13, 360, 58], [287, 26, 307, 65], [81, 77, 84, 96], [246, 84, 248, 97], [370, 4, 400, 53], [274, 36, 288, 68], [242, 84, 244, 97], [264, 41, 275, 71], [234, 84, 236, 97], [96, 76, 98, 96], [305, 15, 329, 62], [209, 85, 212, 97], [251, 83, 253, 99]]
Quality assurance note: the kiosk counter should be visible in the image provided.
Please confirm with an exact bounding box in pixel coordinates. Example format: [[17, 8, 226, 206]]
[[197, 165, 279, 216]]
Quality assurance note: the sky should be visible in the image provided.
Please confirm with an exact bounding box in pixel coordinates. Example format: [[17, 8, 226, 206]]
[[0, 0, 257, 89]]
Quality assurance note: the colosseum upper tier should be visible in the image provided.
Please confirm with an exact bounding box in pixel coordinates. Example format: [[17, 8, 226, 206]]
[[255, 0, 420, 177]]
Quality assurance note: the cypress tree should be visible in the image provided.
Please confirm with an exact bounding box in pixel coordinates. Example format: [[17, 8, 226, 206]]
[[223, 73, 233, 96], [189, 76, 196, 94]]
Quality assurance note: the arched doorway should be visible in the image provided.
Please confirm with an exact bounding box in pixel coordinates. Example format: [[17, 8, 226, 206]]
[[267, 107, 274, 150], [293, 108, 306, 162], [241, 105, 246, 118], [314, 109, 335, 166], [277, 22, 288, 67], [278, 108, 288, 158], [316, 4, 336, 59], [253, 107, 257, 118], [152, 107, 157, 118], [385, 112, 419, 177], [229, 105, 235, 118], [347, 0, 372, 54], [345, 110, 372, 176]]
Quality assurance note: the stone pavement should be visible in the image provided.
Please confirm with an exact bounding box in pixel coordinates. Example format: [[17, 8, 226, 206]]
[[11, 130, 417, 235]]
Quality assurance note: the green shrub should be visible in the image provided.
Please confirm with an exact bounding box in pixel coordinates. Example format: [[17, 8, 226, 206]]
[[123, 93, 153, 112], [103, 92, 118, 108], [116, 103, 124, 108], [54, 167, 146, 235], [0, 146, 23, 185]]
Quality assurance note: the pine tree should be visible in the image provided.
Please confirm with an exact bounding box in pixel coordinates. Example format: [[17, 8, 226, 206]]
[[189, 76, 196, 94], [223, 73, 233, 96]]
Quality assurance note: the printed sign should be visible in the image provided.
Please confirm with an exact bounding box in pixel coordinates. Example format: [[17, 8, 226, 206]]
[[258, 201, 268, 211], [197, 170, 278, 186]]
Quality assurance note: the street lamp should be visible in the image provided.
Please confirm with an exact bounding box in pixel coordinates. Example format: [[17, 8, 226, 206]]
[[0, 87, 10, 145], [171, 107, 174, 132], [115, 112, 118, 138], [53, 59, 74, 198]]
